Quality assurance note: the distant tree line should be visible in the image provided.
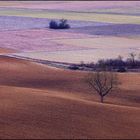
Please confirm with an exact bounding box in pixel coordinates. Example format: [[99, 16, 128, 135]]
[[69, 53, 140, 72]]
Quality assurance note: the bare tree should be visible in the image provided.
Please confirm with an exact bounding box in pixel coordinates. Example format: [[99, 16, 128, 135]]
[[129, 52, 137, 67], [138, 53, 140, 61], [86, 71, 119, 103], [118, 55, 123, 61]]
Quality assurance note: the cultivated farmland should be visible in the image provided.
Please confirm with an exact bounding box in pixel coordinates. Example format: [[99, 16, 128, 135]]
[[0, 1, 140, 139]]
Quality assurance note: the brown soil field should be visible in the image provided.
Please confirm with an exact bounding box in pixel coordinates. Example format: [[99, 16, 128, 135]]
[[0, 55, 140, 139], [0, 47, 17, 54]]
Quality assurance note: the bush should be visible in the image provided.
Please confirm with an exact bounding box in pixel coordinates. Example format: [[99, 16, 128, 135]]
[[117, 67, 127, 73], [68, 65, 79, 70], [49, 19, 70, 29], [49, 20, 58, 29], [58, 19, 70, 29]]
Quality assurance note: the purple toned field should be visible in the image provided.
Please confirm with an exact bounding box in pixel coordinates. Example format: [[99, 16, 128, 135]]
[[67, 24, 140, 36], [0, 29, 93, 52], [0, 16, 111, 31], [0, 28, 139, 63], [0, 16, 139, 63], [0, 1, 140, 63], [0, 16, 139, 37]]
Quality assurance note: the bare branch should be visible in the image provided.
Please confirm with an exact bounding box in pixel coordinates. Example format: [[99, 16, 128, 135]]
[[86, 71, 119, 103]]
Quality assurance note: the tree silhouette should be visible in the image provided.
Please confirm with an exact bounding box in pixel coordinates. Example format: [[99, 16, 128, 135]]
[[86, 71, 119, 103]]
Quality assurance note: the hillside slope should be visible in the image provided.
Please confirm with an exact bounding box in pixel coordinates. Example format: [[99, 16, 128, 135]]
[[0, 56, 140, 139]]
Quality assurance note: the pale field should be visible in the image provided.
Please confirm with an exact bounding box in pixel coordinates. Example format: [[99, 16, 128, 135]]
[[89, 7, 140, 15], [0, 29, 94, 52], [15, 48, 137, 64], [0, 28, 139, 63], [0, 1, 140, 24], [0, 9, 140, 24], [0, 1, 140, 11], [0, 1, 139, 64], [53, 37, 140, 49], [13, 36, 140, 63]]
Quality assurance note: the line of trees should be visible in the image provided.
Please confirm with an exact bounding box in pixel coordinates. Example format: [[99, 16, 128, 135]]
[[70, 53, 139, 103], [69, 53, 140, 72], [85, 53, 140, 103]]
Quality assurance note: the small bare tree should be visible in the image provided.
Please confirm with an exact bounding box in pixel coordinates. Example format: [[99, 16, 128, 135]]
[[129, 52, 137, 68], [86, 71, 119, 103]]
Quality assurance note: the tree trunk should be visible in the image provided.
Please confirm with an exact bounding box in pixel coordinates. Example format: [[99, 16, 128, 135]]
[[101, 96, 104, 103]]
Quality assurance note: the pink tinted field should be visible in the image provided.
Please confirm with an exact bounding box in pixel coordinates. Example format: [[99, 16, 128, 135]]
[[0, 1, 140, 63], [0, 28, 139, 63], [0, 29, 94, 52], [0, 1, 140, 11]]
